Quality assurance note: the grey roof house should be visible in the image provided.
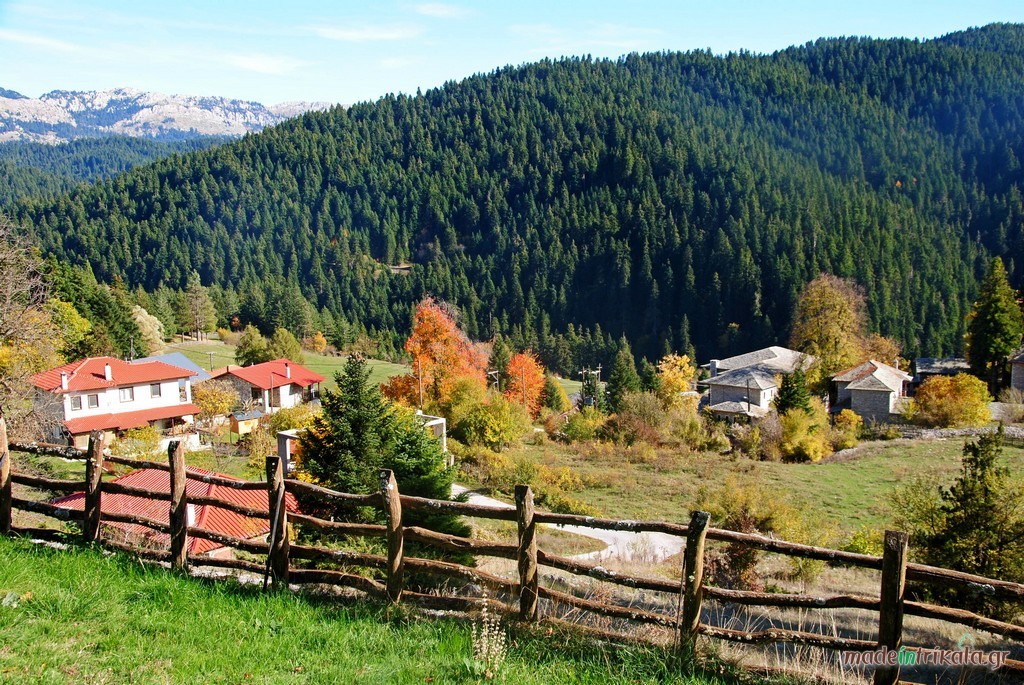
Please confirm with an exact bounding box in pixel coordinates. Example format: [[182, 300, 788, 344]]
[[703, 346, 814, 419], [832, 360, 911, 423]]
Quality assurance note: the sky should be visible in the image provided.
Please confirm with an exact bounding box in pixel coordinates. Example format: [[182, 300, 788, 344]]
[[2, 1, 1023, 106]]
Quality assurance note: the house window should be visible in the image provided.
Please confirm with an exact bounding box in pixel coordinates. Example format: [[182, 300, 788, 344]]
[[70, 396, 82, 411], [179, 379, 188, 402], [87, 394, 99, 409], [119, 387, 134, 403], [150, 383, 162, 398]]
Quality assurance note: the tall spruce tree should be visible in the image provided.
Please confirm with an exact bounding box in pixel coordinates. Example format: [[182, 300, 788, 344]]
[[966, 258, 1024, 391], [606, 338, 641, 413], [774, 369, 812, 415]]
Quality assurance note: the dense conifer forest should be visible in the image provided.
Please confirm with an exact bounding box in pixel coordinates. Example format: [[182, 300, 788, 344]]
[[10, 25, 1024, 372], [0, 137, 224, 206]]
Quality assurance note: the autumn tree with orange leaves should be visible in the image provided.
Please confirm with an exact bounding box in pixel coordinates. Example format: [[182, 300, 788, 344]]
[[504, 350, 546, 418], [382, 298, 487, 407]]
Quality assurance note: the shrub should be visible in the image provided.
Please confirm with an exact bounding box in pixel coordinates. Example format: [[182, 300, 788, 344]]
[[697, 477, 790, 590], [843, 526, 884, 556], [453, 394, 530, 451], [562, 408, 606, 443], [268, 403, 320, 432], [779, 398, 832, 462], [831, 409, 862, 451], [910, 373, 992, 428], [110, 426, 161, 457]]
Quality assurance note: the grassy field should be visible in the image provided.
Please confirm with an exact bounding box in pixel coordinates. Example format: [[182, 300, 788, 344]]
[[165, 340, 408, 392], [0, 538, 765, 685], [514, 435, 1024, 535]]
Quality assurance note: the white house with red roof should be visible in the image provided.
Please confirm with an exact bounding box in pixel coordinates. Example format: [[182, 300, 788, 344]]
[[53, 467, 299, 558], [209, 358, 323, 414], [31, 356, 199, 449]]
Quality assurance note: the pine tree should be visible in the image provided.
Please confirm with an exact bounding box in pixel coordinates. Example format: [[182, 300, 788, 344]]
[[925, 428, 1024, 616], [966, 258, 1024, 391], [774, 369, 812, 415], [606, 338, 641, 413], [488, 334, 512, 391]]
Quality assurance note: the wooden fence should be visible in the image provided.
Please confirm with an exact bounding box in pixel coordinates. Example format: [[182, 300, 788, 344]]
[[3, 420, 1024, 684]]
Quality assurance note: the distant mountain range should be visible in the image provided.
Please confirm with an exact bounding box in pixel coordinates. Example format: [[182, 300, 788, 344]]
[[0, 87, 334, 143]]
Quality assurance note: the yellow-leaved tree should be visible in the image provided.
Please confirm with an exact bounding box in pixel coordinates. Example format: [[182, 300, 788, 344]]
[[656, 353, 696, 410]]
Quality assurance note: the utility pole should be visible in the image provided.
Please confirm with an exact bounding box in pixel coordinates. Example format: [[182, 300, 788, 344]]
[[487, 369, 500, 390], [416, 359, 424, 410], [521, 365, 527, 408], [208, 352, 215, 371]]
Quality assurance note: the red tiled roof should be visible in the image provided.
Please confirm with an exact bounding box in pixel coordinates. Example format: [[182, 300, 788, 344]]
[[53, 467, 299, 556], [32, 356, 196, 393], [215, 358, 324, 390], [64, 403, 199, 435]]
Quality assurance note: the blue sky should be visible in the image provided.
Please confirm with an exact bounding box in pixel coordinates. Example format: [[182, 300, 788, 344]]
[[2, 1, 1023, 105]]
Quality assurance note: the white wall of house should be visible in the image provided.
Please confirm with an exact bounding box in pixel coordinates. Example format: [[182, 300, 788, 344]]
[[62, 378, 193, 422]]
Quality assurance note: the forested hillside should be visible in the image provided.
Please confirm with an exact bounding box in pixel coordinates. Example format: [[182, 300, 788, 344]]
[[0, 137, 224, 206], [12, 25, 1024, 370]]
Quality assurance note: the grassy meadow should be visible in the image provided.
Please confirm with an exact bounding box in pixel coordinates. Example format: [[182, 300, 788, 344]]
[[0, 537, 768, 685], [481, 436, 1024, 537], [165, 339, 408, 392]]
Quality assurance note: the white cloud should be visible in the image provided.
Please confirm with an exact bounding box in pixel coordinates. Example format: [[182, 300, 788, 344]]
[[224, 53, 308, 76], [312, 24, 423, 42], [0, 28, 80, 52], [413, 3, 470, 19]]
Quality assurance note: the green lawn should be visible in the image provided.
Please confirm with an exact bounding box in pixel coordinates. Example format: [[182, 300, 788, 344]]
[[165, 340, 409, 392], [0, 538, 761, 685]]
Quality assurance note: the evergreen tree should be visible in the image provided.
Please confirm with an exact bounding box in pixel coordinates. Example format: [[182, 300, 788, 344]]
[[541, 374, 570, 412], [298, 354, 466, 536], [966, 258, 1024, 391], [184, 271, 217, 340], [267, 327, 304, 363], [774, 369, 812, 415], [606, 339, 641, 413], [925, 428, 1024, 616], [488, 334, 512, 391], [638, 358, 660, 393]]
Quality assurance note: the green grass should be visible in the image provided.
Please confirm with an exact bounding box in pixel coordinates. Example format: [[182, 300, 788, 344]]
[[521, 437, 1024, 534], [165, 341, 409, 392], [0, 538, 761, 684]]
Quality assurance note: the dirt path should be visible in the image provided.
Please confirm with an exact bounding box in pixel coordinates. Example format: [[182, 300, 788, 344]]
[[452, 485, 684, 562]]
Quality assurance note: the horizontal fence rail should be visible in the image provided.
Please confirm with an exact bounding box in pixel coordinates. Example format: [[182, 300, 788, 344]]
[[5, 413, 1024, 683]]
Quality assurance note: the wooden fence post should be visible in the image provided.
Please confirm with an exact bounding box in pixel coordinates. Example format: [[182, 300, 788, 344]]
[[82, 430, 105, 542], [515, 484, 538, 621], [265, 455, 289, 586], [0, 412, 10, 535], [874, 530, 909, 685], [679, 510, 710, 660], [380, 469, 404, 602], [167, 441, 188, 570]]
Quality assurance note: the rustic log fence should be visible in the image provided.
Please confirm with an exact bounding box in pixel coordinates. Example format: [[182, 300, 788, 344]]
[[4, 415, 1024, 683]]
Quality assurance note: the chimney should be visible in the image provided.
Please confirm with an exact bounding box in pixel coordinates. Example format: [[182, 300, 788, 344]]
[[285, 363, 291, 379], [709, 359, 720, 378], [60, 371, 69, 390], [104, 363, 112, 381]]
